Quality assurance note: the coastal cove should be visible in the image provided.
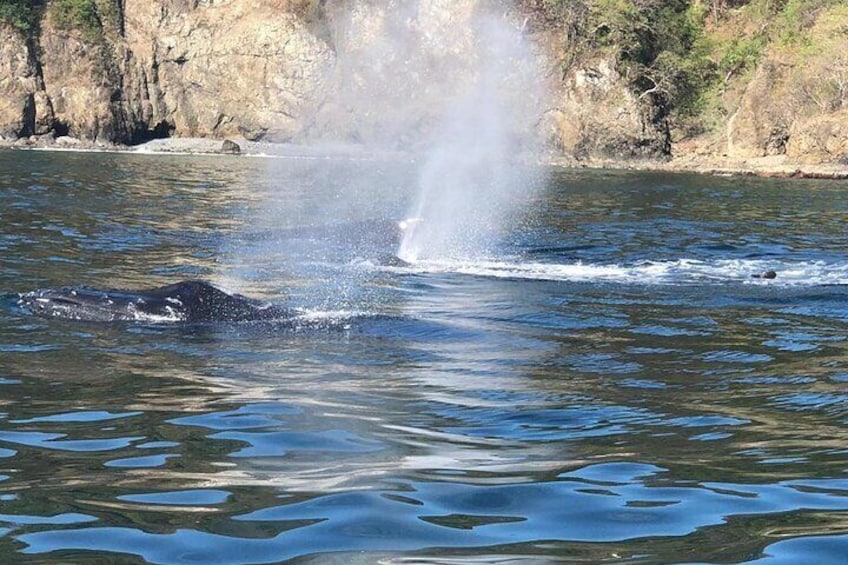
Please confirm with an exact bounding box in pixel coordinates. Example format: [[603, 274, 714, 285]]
[[1, 1, 847, 168], [2, 148, 848, 563], [3, 137, 846, 180]]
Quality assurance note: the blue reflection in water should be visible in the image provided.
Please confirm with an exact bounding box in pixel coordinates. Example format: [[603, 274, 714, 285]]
[[16, 465, 848, 564], [118, 490, 232, 506], [0, 431, 144, 452]]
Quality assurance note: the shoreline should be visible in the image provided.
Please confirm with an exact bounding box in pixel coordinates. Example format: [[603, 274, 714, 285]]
[[547, 154, 848, 180], [3, 135, 847, 180]]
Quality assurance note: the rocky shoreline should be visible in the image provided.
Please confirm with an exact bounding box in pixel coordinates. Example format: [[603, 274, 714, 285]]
[[2, 134, 847, 180], [551, 154, 848, 180], [3, 2, 847, 176]]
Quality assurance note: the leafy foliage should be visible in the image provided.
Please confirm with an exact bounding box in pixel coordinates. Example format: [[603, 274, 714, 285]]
[[536, 0, 717, 118], [51, 0, 100, 38], [0, 0, 114, 38], [527, 0, 845, 127], [0, 0, 43, 31]]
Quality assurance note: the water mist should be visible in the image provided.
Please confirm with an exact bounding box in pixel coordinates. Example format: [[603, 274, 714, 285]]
[[395, 7, 548, 263], [307, 0, 549, 263], [226, 1, 548, 311]]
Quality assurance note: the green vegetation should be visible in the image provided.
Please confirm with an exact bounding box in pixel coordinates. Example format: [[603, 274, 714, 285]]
[[51, 0, 99, 35], [531, 0, 716, 118], [529, 0, 846, 131], [0, 0, 43, 31], [54, 0, 128, 43], [0, 0, 117, 39], [709, 0, 841, 79], [717, 35, 766, 81]]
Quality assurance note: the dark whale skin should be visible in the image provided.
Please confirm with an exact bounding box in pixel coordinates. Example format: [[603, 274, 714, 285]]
[[18, 280, 290, 323]]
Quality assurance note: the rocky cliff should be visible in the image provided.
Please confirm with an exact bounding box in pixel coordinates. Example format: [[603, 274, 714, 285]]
[[0, 0, 551, 151], [0, 0, 846, 167], [0, 0, 334, 143], [673, 2, 848, 167]]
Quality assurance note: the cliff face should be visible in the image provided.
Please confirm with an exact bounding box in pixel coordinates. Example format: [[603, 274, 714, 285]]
[[718, 6, 848, 165], [548, 56, 669, 160], [672, 3, 848, 167], [0, 1, 845, 166], [0, 24, 38, 138], [116, 0, 333, 141], [1, 0, 550, 150], [0, 0, 334, 143]]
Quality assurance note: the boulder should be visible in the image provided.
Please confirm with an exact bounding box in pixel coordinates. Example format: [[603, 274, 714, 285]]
[[220, 139, 241, 154]]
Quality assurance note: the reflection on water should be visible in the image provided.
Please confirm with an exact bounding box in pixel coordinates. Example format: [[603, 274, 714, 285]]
[[1, 149, 848, 563]]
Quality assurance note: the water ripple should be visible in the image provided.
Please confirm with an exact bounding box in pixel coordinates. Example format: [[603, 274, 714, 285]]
[[5, 153, 848, 562], [13, 465, 848, 564]]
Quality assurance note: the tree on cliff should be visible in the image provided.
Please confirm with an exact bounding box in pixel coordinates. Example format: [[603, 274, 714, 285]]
[[532, 0, 715, 116], [0, 0, 42, 31], [0, 0, 109, 36]]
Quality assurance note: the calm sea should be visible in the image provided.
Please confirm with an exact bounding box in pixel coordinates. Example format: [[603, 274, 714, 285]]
[[2, 148, 848, 563]]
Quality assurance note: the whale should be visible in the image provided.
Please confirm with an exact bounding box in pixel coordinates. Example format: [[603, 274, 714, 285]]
[[14, 218, 424, 325], [18, 280, 291, 324]]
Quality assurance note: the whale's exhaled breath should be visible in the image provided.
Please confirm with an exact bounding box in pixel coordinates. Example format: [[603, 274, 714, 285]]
[[284, 1, 549, 264], [395, 10, 548, 262]]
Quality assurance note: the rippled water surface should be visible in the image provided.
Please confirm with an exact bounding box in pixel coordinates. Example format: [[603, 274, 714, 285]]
[[2, 148, 848, 563]]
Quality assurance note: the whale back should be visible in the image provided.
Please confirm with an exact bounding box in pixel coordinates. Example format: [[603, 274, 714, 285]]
[[18, 280, 289, 323]]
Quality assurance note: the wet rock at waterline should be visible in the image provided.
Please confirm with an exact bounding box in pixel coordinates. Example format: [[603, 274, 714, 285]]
[[221, 139, 241, 154]]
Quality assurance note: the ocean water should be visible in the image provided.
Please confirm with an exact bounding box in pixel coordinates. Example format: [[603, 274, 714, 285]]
[[1, 148, 848, 563]]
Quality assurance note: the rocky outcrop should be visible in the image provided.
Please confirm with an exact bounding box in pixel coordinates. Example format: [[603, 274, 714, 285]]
[[787, 110, 848, 165], [549, 57, 669, 160], [0, 0, 335, 144], [118, 0, 333, 142], [0, 24, 51, 138], [39, 9, 127, 141], [220, 139, 241, 154], [2, 0, 543, 148], [725, 55, 848, 164], [687, 4, 848, 166], [0, 0, 567, 152]]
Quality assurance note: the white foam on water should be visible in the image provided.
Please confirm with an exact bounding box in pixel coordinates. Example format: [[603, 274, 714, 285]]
[[386, 258, 848, 287], [291, 309, 367, 322]]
